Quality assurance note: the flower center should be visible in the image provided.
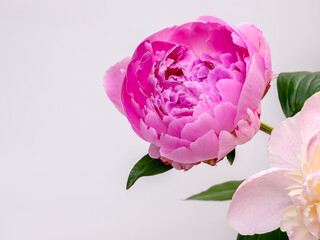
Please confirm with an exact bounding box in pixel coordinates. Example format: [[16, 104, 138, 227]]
[[147, 44, 243, 119]]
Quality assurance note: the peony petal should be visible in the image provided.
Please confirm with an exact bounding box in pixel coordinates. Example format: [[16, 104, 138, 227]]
[[167, 116, 195, 138], [237, 23, 260, 53], [228, 168, 295, 235], [235, 53, 266, 122], [158, 133, 190, 152], [299, 92, 320, 145], [103, 57, 131, 114], [237, 23, 272, 81], [268, 113, 302, 172], [218, 108, 260, 159], [145, 112, 167, 134], [161, 130, 218, 163], [212, 102, 237, 134], [306, 131, 320, 172], [148, 144, 161, 159], [216, 79, 242, 106], [281, 211, 317, 240], [180, 113, 215, 142], [140, 120, 159, 144], [234, 108, 260, 142], [196, 15, 230, 27]]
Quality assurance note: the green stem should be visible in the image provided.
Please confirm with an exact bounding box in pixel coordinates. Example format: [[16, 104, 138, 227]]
[[260, 122, 274, 135]]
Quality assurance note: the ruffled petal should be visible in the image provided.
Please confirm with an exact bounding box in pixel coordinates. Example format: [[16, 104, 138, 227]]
[[228, 168, 295, 235], [103, 57, 131, 114]]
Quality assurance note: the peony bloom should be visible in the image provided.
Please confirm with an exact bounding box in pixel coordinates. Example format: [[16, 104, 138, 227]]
[[228, 92, 320, 240], [104, 16, 272, 170]]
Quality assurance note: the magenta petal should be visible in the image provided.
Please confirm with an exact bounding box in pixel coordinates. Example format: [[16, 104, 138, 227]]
[[235, 53, 266, 122], [145, 112, 167, 134], [181, 113, 214, 142], [148, 144, 161, 159], [237, 22, 272, 80], [161, 130, 218, 163], [212, 102, 237, 134], [218, 108, 260, 159], [189, 130, 219, 160], [103, 57, 131, 114], [167, 117, 195, 138], [237, 23, 260, 53], [196, 15, 230, 27], [216, 79, 242, 105], [140, 120, 159, 144], [228, 168, 294, 235], [158, 133, 190, 152]]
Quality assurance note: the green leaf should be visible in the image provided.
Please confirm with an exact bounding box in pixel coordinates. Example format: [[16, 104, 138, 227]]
[[227, 149, 236, 165], [186, 180, 244, 201], [277, 71, 320, 117], [126, 154, 173, 190], [237, 228, 288, 240]]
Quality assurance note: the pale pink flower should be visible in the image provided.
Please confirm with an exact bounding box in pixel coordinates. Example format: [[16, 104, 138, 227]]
[[104, 16, 272, 170], [228, 92, 320, 240]]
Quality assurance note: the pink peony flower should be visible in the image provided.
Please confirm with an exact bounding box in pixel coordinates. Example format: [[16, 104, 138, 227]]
[[104, 16, 272, 170], [228, 92, 320, 240]]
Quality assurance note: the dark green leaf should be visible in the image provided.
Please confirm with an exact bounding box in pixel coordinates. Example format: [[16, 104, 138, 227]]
[[126, 154, 173, 190], [237, 228, 288, 240], [277, 71, 320, 117], [186, 180, 244, 201], [227, 149, 236, 165]]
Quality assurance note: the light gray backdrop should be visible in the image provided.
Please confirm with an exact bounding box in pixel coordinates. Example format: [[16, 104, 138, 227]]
[[1, 0, 320, 239]]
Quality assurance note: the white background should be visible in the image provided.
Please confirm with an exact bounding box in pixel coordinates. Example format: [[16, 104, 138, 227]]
[[1, 0, 320, 239]]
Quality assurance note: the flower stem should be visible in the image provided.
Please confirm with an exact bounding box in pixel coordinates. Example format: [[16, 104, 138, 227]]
[[260, 122, 273, 135]]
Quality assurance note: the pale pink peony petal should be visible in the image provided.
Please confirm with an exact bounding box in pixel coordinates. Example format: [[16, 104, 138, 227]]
[[268, 114, 302, 172], [228, 168, 295, 235], [281, 211, 317, 240], [103, 57, 131, 114], [306, 131, 320, 172], [299, 92, 320, 145]]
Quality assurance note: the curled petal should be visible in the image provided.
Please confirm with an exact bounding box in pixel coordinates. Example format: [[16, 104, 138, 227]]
[[218, 108, 260, 159]]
